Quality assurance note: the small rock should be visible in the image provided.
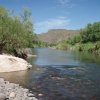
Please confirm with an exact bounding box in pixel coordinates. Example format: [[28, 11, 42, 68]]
[[38, 93, 43, 96], [29, 97, 38, 100], [0, 93, 6, 100], [9, 92, 16, 98], [5, 81, 9, 84], [23, 89, 29, 93], [28, 93, 35, 97]]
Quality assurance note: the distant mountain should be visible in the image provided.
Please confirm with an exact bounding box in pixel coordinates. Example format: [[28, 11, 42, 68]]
[[37, 29, 80, 44]]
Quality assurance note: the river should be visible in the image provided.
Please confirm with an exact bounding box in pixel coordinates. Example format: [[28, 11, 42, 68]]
[[0, 48, 100, 100]]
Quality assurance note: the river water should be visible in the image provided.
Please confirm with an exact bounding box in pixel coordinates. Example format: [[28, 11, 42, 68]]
[[0, 48, 100, 100]]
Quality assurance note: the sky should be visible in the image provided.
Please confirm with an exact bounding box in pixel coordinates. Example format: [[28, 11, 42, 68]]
[[0, 0, 100, 34]]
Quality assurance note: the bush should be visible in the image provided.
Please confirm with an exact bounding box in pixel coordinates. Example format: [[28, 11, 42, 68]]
[[0, 6, 35, 53], [56, 43, 68, 50], [80, 22, 100, 43], [67, 35, 81, 45]]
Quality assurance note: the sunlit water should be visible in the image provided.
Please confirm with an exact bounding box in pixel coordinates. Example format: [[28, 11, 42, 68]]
[[0, 48, 100, 100]]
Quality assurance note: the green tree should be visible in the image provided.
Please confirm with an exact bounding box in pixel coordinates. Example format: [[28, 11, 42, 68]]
[[0, 6, 35, 53], [80, 22, 100, 43]]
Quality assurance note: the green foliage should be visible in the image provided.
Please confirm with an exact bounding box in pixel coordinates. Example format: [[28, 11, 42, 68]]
[[67, 35, 81, 45], [0, 6, 35, 53], [35, 41, 48, 47], [56, 41, 69, 50], [80, 22, 100, 43], [73, 42, 100, 53]]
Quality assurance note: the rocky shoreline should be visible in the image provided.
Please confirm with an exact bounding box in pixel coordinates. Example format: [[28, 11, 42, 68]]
[[0, 78, 38, 100]]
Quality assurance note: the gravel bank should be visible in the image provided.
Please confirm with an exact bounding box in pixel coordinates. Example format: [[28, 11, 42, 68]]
[[0, 78, 38, 100]]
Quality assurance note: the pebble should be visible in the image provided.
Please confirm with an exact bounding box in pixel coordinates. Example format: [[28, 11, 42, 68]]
[[38, 93, 43, 96], [23, 89, 29, 93], [9, 92, 16, 98], [28, 93, 35, 97]]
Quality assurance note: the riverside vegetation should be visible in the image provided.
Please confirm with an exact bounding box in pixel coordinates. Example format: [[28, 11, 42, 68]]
[[0, 6, 48, 58], [56, 22, 100, 53], [0, 6, 37, 57], [0, 6, 38, 100]]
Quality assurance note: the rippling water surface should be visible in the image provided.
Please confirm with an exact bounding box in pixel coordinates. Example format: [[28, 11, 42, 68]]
[[0, 48, 100, 100]]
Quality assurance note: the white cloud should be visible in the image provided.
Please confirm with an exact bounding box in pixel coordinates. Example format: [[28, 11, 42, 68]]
[[58, 0, 70, 5], [57, 0, 86, 8], [35, 16, 70, 33], [57, 0, 76, 8]]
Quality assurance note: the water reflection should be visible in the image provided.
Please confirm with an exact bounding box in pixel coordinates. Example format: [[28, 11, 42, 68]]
[[31, 48, 80, 66], [75, 51, 100, 64]]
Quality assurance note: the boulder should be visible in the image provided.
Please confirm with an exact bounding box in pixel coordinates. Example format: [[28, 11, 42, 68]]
[[0, 54, 32, 72]]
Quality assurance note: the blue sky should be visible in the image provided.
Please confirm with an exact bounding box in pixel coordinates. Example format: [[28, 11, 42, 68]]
[[0, 0, 100, 34]]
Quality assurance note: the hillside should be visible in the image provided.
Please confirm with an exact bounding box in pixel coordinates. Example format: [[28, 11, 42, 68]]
[[37, 29, 80, 44]]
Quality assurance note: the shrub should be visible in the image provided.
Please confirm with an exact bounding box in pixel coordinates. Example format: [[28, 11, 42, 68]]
[[80, 22, 100, 43], [0, 6, 35, 53]]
